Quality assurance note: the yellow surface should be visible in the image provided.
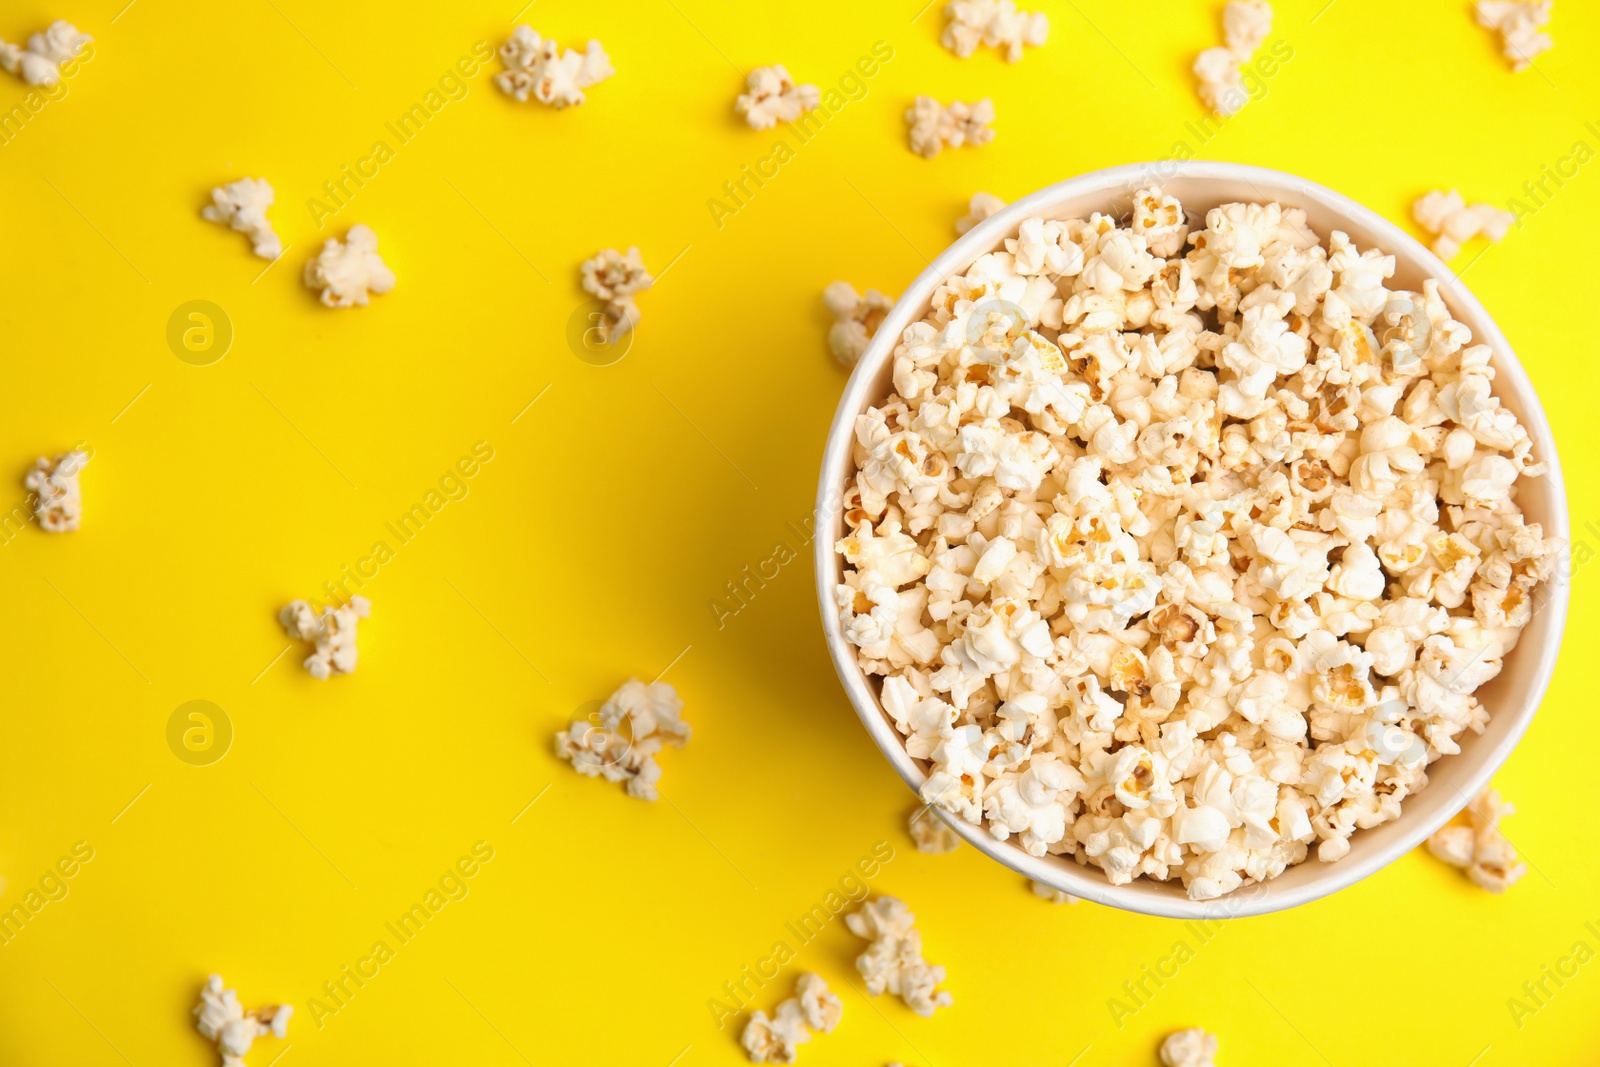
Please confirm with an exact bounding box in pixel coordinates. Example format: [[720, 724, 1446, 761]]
[[0, 0, 1597, 1064]]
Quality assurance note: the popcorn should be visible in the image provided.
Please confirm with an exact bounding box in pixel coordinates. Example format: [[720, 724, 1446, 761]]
[[0, 20, 90, 87], [1194, 1, 1272, 116], [303, 224, 395, 308], [956, 192, 1007, 235], [202, 178, 283, 260], [1223, 0, 1272, 54], [555, 678, 689, 801], [495, 26, 613, 108], [908, 805, 962, 853], [581, 247, 654, 345], [1160, 1028, 1218, 1067], [906, 96, 995, 159], [1412, 191, 1515, 262], [845, 897, 952, 1017], [1132, 187, 1190, 258], [794, 973, 842, 1033], [279, 597, 370, 679], [739, 973, 840, 1063], [825, 282, 896, 367], [736, 66, 820, 130], [1476, 1, 1553, 71], [741, 1002, 808, 1064], [838, 187, 1553, 900], [941, 0, 1049, 62], [193, 975, 292, 1067], [1029, 879, 1079, 904], [1426, 787, 1527, 892], [25, 450, 87, 532]]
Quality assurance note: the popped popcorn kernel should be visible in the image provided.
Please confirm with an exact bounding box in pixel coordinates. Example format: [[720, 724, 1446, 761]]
[[1160, 1028, 1218, 1067], [280, 597, 370, 679], [1426, 787, 1527, 892], [1476, 1, 1553, 71], [202, 178, 283, 260], [1029, 879, 1079, 904], [303, 224, 395, 308], [555, 678, 689, 801], [193, 975, 292, 1067], [739, 973, 840, 1063], [908, 805, 962, 853], [25, 450, 87, 533], [795, 972, 842, 1033], [906, 96, 995, 159], [845, 897, 952, 1017], [581, 247, 654, 345], [736, 65, 820, 130], [838, 186, 1552, 900], [741, 1002, 809, 1064], [956, 192, 1007, 235], [1194, 1, 1272, 116], [0, 20, 90, 87], [1223, 0, 1272, 54], [825, 281, 896, 367], [941, 0, 1048, 62], [495, 25, 613, 108], [1132, 186, 1191, 258], [1412, 190, 1515, 262]]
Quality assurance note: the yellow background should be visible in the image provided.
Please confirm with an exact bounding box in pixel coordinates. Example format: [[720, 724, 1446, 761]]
[[1, 0, 1596, 1064]]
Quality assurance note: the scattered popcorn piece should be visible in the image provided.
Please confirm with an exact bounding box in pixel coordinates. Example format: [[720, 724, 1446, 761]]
[[825, 282, 896, 367], [581, 247, 654, 345], [25, 450, 87, 533], [495, 25, 613, 108], [1160, 1028, 1218, 1067], [795, 973, 842, 1033], [740, 973, 839, 1063], [303, 224, 394, 308], [956, 192, 1007, 235], [194, 975, 292, 1067], [1222, 0, 1272, 53], [1476, 1, 1553, 71], [1029, 879, 1079, 904], [1412, 190, 1515, 262], [741, 1002, 810, 1064], [1194, 1, 1271, 116], [279, 597, 370, 679], [0, 20, 90, 87], [555, 678, 689, 801], [845, 897, 952, 1017], [202, 178, 283, 260], [908, 805, 962, 853], [906, 96, 995, 159], [1427, 788, 1527, 892], [839, 184, 1556, 900], [941, 0, 1048, 62], [735, 65, 820, 130]]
